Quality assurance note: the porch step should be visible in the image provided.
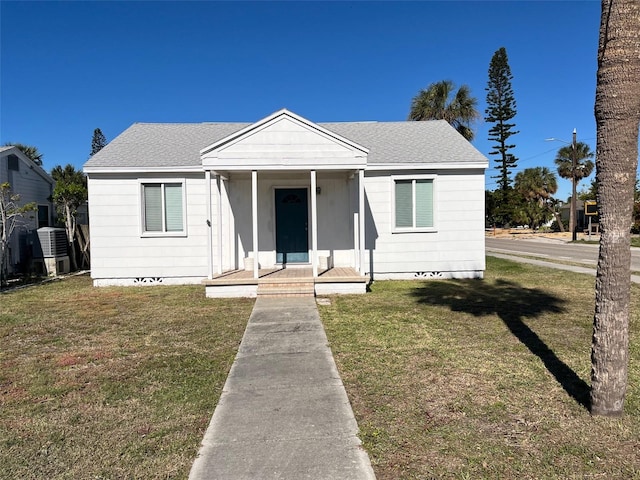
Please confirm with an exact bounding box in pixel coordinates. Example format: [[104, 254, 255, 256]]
[[257, 281, 315, 297]]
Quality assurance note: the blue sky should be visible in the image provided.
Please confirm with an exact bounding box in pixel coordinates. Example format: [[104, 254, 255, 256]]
[[1, 1, 601, 201]]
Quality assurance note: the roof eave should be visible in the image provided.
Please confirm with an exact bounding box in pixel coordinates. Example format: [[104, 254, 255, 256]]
[[366, 161, 489, 171], [83, 165, 203, 175]]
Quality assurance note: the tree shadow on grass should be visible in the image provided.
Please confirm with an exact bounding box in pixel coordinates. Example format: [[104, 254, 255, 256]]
[[412, 278, 590, 410]]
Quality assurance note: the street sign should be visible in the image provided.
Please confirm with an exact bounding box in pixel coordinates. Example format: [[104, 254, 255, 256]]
[[585, 200, 598, 216]]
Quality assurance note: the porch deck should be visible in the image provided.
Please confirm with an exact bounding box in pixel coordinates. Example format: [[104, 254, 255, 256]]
[[203, 267, 369, 297]]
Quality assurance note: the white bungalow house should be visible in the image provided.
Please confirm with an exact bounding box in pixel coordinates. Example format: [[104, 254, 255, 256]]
[[83, 109, 488, 297], [0, 146, 55, 276]]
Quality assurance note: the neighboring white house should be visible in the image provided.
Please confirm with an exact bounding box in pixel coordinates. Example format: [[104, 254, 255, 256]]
[[0, 146, 55, 275], [83, 109, 488, 296]]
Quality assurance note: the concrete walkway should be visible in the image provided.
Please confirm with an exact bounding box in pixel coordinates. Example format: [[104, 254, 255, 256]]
[[189, 297, 376, 480]]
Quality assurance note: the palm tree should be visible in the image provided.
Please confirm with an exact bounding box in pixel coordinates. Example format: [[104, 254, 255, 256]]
[[554, 141, 594, 237], [554, 142, 595, 183], [515, 167, 557, 203], [408, 80, 480, 141], [3, 143, 43, 166], [590, 0, 640, 417], [51, 164, 87, 271], [514, 167, 558, 229]]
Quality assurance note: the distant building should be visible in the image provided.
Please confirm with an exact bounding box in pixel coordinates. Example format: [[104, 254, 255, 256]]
[[560, 200, 588, 231], [0, 146, 55, 275]]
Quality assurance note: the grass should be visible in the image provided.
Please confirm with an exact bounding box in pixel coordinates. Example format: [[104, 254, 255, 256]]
[[3, 262, 639, 479], [319, 257, 640, 480], [570, 239, 599, 245], [0, 275, 253, 479]]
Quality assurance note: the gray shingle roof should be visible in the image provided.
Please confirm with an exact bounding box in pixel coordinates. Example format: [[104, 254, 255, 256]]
[[84, 119, 487, 169], [325, 121, 487, 165]]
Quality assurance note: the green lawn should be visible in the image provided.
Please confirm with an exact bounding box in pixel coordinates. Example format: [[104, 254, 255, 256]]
[[3, 262, 639, 479], [320, 257, 640, 479], [0, 276, 253, 479]]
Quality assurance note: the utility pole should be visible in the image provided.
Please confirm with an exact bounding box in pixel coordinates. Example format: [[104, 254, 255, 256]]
[[571, 128, 578, 241]]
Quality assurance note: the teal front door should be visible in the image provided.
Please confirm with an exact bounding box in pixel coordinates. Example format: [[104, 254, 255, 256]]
[[275, 188, 309, 264]]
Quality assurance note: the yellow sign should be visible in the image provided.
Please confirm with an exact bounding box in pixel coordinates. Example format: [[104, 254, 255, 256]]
[[585, 200, 598, 216]]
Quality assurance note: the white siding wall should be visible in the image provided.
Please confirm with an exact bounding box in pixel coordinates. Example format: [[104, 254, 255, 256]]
[[88, 173, 210, 281], [221, 177, 235, 272], [87, 167, 485, 284], [364, 169, 485, 278]]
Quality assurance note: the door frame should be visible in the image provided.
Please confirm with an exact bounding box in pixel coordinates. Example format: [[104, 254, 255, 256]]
[[273, 186, 310, 264]]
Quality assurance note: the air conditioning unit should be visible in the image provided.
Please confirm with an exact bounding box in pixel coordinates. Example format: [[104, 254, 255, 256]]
[[37, 227, 68, 258]]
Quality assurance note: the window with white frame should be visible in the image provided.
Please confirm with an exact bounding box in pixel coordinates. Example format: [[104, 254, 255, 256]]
[[394, 177, 434, 230], [141, 182, 185, 234]]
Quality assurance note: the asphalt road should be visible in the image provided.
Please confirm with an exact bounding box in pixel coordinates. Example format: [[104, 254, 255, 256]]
[[486, 237, 640, 272]]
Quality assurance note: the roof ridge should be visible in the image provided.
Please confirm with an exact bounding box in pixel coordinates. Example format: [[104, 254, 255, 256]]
[[321, 119, 447, 124], [132, 121, 250, 126]]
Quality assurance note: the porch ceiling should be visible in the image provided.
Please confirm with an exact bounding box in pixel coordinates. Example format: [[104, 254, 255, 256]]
[[207, 168, 360, 178], [203, 157, 367, 173]]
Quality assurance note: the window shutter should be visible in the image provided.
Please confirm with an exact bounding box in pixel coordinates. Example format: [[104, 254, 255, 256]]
[[395, 180, 413, 228], [144, 185, 162, 231], [164, 184, 183, 232], [415, 180, 433, 227]]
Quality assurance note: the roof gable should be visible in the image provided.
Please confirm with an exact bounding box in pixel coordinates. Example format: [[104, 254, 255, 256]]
[[0, 146, 55, 185], [200, 109, 368, 171], [201, 109, 369, 156]]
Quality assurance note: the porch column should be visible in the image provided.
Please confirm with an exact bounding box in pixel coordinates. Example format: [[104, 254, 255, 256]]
[[310, 170, 318, 277], [358, 169, 365, 276], [216, 175, 223, 275], [251, 170, 259, 279], [353, 211, 359, 272], [205, 170, 214, 280]]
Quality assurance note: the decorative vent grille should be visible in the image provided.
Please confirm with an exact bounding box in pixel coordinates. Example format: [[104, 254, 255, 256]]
[[415, 271, 444, 279], [133, 277, 164, 285]]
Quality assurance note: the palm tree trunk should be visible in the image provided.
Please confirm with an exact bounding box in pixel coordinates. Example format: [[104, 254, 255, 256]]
[[0, 202, 6, 287], [590, 0, 640, 416], [553, 211, 565, 232]]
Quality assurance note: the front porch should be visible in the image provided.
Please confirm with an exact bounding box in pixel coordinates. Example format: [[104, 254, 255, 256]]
[[201, 109, 369, 286], [203, 266, 369, 298]]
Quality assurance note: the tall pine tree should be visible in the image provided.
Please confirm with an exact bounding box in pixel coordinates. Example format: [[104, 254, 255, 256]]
[[486, 47, 518, 192], [90, 128, 107, 157]]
